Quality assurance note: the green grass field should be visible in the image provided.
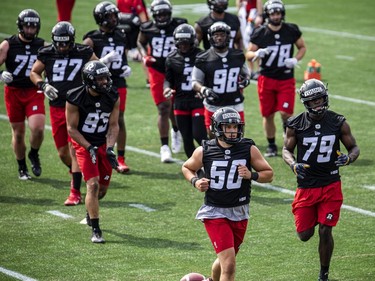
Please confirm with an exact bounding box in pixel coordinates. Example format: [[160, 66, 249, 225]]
[[0, 0, 374, 280]]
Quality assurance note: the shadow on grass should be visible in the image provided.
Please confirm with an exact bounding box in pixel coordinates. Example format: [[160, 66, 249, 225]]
[[0, 195, 55, 206], [101, 200, 176, 211]]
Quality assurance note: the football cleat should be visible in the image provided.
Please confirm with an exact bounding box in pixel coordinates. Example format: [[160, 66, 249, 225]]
[[91, 229, 105, 243], [18, 168, 31, 180], [160, 145, 173, 163], [171, 129, 182, 153], [28, 151, 42, 177], [264, 144, 278, 157], [117, 156, 130, 173], [146, 79, 150, 88], [64, 188, 82, 206]]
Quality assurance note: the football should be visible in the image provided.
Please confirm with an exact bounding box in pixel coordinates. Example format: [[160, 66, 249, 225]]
[[180, 272, 206, 281]]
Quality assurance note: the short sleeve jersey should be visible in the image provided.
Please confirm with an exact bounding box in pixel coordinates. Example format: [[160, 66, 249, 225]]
[[194, 48, 245, 106], [37, 43, 94, 107], [83, 29, 129, 88], [287, 110, 346, 188], [202, 138, 254, 207], [5, 35, 45, 88], [196, 13, 241, 50], [139, 17, 188, 73], [66, 86, 119, 147], [250, 23, 302, 79]]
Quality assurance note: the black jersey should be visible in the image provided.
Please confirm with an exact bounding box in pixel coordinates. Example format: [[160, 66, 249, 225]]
[[250, 23, 302, 79], [165, 47, 203, 104], [195, 48, 245, 106], [287, 111, 346, 188], [202, 138, 254, 208], [139, 17, 187, 73], [5, 35, 45, 88], [83, 29, 129, 88], [196, 13, 241, 50], [37, 43, 94, 107], [66, 86, 119, 147]]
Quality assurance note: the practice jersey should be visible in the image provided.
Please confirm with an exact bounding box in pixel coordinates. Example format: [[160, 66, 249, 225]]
[[139, 17, 187, 73], [5, 35, 44, 88], [66, 86, 119, 147], [250, 23, 302, 79], [165, 47, 203, 103], [202, 138, 254, 207], [287, 111, 346, 188], [196, 13, 241, 50], [37, 43, 94, 107], [194, 48, 245, 106], [83, 29, 129, 88]]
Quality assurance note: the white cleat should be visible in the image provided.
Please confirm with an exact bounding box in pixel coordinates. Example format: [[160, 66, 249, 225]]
[[160, 145, 173, 163], [171, 129, 182, 153]]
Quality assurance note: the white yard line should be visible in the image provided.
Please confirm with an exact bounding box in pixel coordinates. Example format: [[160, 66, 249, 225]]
[[0, 267, 38, 281]]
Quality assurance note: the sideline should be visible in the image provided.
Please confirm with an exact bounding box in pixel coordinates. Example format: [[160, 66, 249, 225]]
[[0, 267, 37, 281]]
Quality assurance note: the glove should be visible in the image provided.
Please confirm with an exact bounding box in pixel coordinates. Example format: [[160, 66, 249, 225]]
[[39, 82, 59, 101], [238, 75, 250, 89], [254, 48, 269, 59], [106, 147, 119, 170], [290, 163, 310, 179], [87, 145, 98, 164], [163, 88, 175, 99], [284, 57, 298, 68], [197, 86, 219, 102], [0, 70, 13, 83], [335, 150, 351, 166], [142, 56, 156, 67], [132, 15, 141, 26], [120, 65, 132, 78], [100, 50, 121, 65]]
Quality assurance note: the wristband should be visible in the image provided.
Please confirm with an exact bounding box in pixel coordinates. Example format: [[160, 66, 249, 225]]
[[37, 81, 46, 90], [251, 172, 259, 181], [190, 177, 199, 188]]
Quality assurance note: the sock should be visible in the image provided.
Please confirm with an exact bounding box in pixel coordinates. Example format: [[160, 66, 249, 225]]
[[91, 218, 99, 230], [320, 265, 329, 278], [17, 158, 27, 170], [29, 147, 39, 156], [117, 150, 125, 157], [267, 138, 276, 146], [161, 137, 169, 146], [72, 172, 82, 191]]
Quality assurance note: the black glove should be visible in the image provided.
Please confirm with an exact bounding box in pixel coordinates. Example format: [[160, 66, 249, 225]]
[[290, 163, 310, 179], [238, 76, 250, 89], [335, 150, 351, 166], [106, 147, 119, 170], [198, 87, 219, 102], [87, 145, 98, 164]]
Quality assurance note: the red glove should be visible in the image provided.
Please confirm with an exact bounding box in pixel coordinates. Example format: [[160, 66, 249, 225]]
[[142, 56, 156, 67]]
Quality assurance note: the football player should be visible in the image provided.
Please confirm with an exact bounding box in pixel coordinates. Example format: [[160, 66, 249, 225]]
[[164, 24, 207, 158], [195, 0, 242, 50], [83, 1, 132, 173], [192, 21, 251, 138], [282, 79, 360, 281], [246, 0, 307, 157], [182, 107, 273, 281], [0, 9, 46, 180], [137, 0, 185, 162], [66, 61, 120, 243]]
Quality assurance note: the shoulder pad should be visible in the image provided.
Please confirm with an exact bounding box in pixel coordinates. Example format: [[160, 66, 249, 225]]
[[140, 20, 154, 31], [173, 18, 188, 25], [82, 30, 100, 40]]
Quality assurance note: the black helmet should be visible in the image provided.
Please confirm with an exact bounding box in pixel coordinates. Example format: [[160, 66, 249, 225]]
[[82, 61, 113, 94], [173, 24, 196, 48], [211, 107, 244, 144], [150, 0, 172, 28], [93, 1, 119, 29], [17, 9, 41, 40], [51, 21, 75, 53], [207, 0, 228, 14], [263, 0, 285, 25], [299, 79, 329, 115], [207, 21, 230, 49]]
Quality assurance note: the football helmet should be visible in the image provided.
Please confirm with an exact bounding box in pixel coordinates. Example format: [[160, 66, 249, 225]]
[[264, 0, 285, 25], [207, 21, 230, 49], [173, 23, 196, 50], [150, 0, 172, 28], [82, 61, 113, 95], [51, 21, 75, 53], [207, 0, 228, 14], [211, 107, 244, 144], [93, 1, 119, 29], [299, 79, 329, 115], [17, 9, 41, 40]]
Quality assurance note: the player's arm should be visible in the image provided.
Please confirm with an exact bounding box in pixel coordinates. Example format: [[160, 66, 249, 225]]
[[294, 36, 306, 61], [282, 127, 298, 166], [249, 145, 274, 183], [82, 37, 94, 48], [66, 102, 91, 150], [191, 66, 205, 93], [339, 121, 360, 163], [194, 23, 203, 44], [106, 98, 120, 148], [30, 59, 46, 86], [245, 42, 259, 61], [0, 40, 9, 65], [182, 147, 210, 192], [254, 0, 263, 26], [234, 27, 243, 50], [136, 31, 148, 57]]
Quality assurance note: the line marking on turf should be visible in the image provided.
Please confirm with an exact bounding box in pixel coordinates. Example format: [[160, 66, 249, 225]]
[[363, 185, 375, 191], [335, 55, 355, 61], [0, 266, 38, 281], [46, 210, 74, 219], [129, 203, 156, 212]]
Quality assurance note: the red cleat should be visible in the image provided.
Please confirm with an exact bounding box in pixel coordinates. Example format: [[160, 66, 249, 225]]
[[64, 188, 82, 206], [117, 156, 130, 174]]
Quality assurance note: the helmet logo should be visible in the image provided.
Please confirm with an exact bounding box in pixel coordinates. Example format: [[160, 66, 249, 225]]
[[153, 4, 171, 11], [53, 36, 70, 42], [96, 67, 109, 74], [23, 17, 39, 23], [175, 33, 191, 39], [303, 87, 324, 97], [222, 113, 238, 119]]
